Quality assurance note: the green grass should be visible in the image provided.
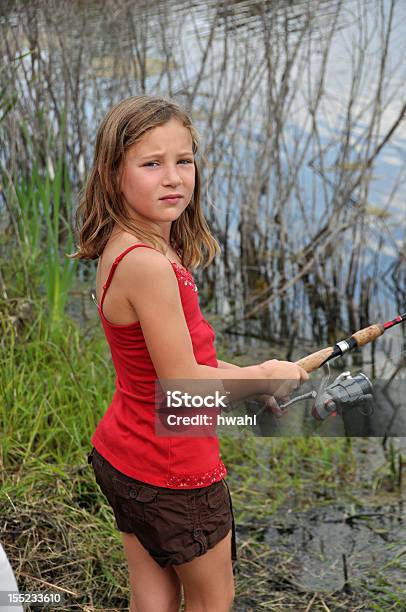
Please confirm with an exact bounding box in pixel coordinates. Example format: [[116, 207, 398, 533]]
[[1, 304, 111, 468]]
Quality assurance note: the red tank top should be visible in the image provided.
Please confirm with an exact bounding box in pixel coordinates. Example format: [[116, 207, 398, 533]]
[[91, 243, 227, 488]]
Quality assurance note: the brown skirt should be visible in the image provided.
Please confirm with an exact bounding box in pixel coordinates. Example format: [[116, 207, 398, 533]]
[[88, 447, 238, 570]]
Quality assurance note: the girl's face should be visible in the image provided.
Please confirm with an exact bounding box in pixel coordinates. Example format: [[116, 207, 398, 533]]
[[119, 118, 196, 238]]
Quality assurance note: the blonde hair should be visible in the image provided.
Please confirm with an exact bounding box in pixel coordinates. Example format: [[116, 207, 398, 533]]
[[68, 95, 220, 269]]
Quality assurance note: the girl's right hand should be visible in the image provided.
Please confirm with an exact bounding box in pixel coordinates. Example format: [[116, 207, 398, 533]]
[[257, 359, 309, 398]]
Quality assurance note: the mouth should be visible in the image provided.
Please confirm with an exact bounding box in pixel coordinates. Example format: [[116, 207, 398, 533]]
[[160, 196, 182, 203]]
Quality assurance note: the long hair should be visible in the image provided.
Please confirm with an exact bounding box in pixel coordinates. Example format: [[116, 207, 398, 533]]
[[67, 95, 221, 270]]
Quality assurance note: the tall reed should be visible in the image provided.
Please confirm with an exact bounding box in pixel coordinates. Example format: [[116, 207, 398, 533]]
[[1, 110, 77, 334]]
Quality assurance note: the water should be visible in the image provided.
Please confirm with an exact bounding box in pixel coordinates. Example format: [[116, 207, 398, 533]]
[[263, 436, 406, 594], [265, 497, 406, 593]]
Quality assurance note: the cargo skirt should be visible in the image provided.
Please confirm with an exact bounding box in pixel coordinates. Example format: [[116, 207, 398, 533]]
[[87, 447, 238, 570]]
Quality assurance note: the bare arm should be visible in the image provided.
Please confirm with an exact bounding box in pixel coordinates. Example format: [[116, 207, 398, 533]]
[[119, 248, 306, 404], [216, 359, 241, 370]]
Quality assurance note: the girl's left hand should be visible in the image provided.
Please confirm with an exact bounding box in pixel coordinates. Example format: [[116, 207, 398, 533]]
[[258, 394, 290, 418]]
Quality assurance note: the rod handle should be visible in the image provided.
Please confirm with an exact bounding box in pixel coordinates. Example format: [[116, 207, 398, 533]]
[[351, 323, 384, 347], [296, 348, 334, 373], [296, 323, 385, 373]]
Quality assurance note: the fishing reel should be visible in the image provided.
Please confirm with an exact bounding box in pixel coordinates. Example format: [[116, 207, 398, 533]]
[[311, 371, 374, 421], [247, 369, 375, 430]]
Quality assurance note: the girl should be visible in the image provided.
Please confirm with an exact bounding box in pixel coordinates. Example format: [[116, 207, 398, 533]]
[[71, 95, 308, 612]]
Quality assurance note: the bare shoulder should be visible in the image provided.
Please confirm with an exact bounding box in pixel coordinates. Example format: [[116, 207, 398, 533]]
[[100, 230, 169, 277], [108, 243, 178, 315], [116, 244, 174, 285], [96, 235, 173, 308]]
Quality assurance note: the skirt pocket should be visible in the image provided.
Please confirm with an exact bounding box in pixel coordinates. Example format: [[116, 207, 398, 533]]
[[198, 480, 229, 522], [111, 474, 159, 523]]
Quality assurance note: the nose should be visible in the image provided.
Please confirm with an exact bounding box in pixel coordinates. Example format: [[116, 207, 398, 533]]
[[162, 163, 182, 185]]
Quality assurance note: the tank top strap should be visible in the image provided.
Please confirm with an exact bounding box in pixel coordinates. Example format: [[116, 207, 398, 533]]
[[100, 243, 160, 312]]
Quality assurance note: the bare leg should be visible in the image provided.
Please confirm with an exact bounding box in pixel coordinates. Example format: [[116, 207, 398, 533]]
[[122, 532, 182, 612], [172, 530, 235, 612]]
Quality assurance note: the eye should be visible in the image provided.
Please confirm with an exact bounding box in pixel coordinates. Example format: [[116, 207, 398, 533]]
[[143, 159, 194, 167]]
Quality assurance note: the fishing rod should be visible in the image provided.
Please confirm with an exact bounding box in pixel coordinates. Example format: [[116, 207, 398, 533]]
[[295, 312, 406, 373], [255, 312, 406, 422]]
